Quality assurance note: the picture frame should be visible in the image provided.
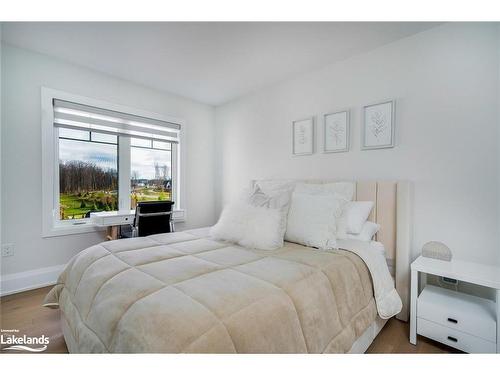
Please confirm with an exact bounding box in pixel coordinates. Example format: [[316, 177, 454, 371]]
[[361, 99, 396, 150], [324, 109, 350, 153], [292, 117, 314, 155]]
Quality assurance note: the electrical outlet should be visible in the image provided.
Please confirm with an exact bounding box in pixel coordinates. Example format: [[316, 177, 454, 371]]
[[1, 243, 14, 257]]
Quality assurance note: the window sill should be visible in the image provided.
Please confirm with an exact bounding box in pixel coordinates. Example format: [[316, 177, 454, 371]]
[[42, 209, 186, 238]]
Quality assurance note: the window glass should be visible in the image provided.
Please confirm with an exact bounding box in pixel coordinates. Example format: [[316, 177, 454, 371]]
[[58, 128, 89, 141], [58, 134, 118, 220], [91, 132, 118, 144], [131, 139, 172, 208], [152, 140, 172, 151], [130, 138, 152, 148]]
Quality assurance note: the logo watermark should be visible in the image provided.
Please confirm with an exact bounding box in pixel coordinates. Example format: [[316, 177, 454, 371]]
[[1, 329, 49, 353]]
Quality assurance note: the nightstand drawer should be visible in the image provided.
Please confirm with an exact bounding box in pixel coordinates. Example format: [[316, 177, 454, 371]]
[[417, 318, 496, 353], [417, 285, 496, 342]]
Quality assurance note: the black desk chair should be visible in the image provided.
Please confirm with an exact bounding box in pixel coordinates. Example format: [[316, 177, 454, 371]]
[[121, 201, 175, 238]]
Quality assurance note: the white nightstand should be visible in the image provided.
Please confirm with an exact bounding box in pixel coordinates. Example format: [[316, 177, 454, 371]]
[[409, 256, 500, 353]]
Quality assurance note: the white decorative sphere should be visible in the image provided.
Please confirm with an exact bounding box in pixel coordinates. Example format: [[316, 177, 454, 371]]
[[422, 241, 452, 262]]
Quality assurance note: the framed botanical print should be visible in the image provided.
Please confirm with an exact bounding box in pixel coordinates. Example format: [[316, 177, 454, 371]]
[[362, 99, 396, 150], [324, 110, 350, 153], [292, 117, 314, 155]]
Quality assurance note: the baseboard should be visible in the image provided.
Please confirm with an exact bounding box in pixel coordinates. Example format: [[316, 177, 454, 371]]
[[0, 264, 65, 297]]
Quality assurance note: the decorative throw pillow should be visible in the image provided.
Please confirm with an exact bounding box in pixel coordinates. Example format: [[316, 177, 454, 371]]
[[246, 184, 291, 210], [255, 179, 296, 197], [346, 221, 380, 242], [285, 191, 344, 250], [244, 184, 292, 239], [246, 185, 271, 207], [210, 203, 285, 250], [337, 201, 374, 238]]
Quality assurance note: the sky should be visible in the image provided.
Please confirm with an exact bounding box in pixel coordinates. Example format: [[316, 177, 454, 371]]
[[59, 138, 171, 180], [131, 146, 171, 180]]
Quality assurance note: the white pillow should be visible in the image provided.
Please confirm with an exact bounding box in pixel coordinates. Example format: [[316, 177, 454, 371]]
[[294, 182, 355, 201], [255, 179, 296, 197], [347, 221, 380, 242], [337, 201, 374, 238], [285, 192, 343, 250], [210, 203, 284, 250], [246, 184, 292, 211], [244, 184, 291, 238]]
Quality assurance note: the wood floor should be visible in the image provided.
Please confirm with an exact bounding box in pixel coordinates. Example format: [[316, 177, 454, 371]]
[[1, 286, 68, 353], [0, 286, 459, 354]]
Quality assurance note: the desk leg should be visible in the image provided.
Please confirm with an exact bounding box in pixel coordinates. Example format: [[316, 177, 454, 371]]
[[409, 268, 418, 345], [106, 226, 119, 241]]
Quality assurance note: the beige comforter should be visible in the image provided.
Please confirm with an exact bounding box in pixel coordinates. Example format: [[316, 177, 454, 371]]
[[45, 228, 392, 353]]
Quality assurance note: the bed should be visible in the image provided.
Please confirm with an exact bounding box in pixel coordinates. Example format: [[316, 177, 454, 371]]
[[44, 180, 412, 353]]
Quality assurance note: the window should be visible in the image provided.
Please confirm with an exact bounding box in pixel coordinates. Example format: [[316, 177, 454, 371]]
[[41, 88, 184, 237], [58, 128, 118, 220], [130, 138, 172, 206]]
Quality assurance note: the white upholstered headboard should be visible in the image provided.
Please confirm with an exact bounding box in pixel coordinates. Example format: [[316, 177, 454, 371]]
[[251, 179, 413, 322]]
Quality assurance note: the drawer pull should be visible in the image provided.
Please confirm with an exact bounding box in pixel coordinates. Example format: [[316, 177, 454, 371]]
[[447, 336, 458, 343], [447, 318, 458, 324]]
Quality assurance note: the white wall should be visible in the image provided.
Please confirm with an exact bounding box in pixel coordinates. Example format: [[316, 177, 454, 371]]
[[1, 44, 216, 276], [498, 24, 500, 265], [215, 23, 500, 265]]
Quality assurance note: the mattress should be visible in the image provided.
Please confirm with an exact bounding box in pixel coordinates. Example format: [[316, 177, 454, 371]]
[[45, 227, 396, 353]]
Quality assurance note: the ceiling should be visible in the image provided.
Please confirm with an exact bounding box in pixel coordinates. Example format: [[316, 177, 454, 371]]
[[1, 22, 441, 105]]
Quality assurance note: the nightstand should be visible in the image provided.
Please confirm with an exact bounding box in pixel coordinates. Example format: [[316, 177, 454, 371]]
[[409, 255, 500, 353]]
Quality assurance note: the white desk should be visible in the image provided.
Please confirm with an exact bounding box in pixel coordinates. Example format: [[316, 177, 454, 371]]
[[410, 255, 500, 353], [90, 210, 135, 240], [90, 209, 185, 240]]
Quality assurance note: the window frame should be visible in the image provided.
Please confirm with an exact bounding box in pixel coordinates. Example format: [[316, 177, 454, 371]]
[[41, 87, 185, 238]]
